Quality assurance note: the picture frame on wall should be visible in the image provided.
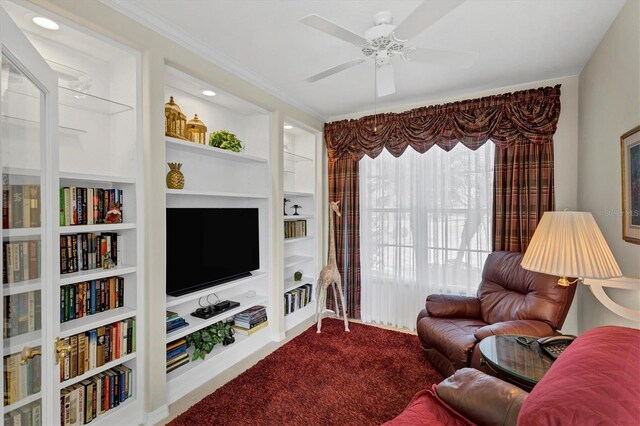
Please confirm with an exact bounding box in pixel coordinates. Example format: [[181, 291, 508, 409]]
[[621, 125, 640, 244]]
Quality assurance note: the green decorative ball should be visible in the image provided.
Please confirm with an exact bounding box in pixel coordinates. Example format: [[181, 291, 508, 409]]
[[294, 271, 302, 281]]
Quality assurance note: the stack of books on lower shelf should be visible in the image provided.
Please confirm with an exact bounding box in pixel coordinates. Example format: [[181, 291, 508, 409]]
[[166, 311, 188, 334], [166, 338, 189, 373], [232, 305, 268, 335]]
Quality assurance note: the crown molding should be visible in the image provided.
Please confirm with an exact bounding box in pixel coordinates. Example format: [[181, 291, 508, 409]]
[[100, 0, 327, 122]]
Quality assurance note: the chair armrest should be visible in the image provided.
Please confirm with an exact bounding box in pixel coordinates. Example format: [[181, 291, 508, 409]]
[[436, 368, 528, 426], [474, 320, 554, 341], [426, 294, 481, 318]]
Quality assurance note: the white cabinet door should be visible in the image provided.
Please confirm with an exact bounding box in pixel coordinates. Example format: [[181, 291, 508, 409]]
[[1, 5, 58, 425]]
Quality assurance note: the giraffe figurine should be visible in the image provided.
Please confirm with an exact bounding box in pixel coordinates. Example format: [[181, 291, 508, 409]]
[[316, 201, 350, 333]]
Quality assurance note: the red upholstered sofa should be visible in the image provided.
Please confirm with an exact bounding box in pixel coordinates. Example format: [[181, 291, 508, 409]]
[[386, 325, 640, 425]]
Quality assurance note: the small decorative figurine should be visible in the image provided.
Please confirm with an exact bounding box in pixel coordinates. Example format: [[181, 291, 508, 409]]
[[166, 162, 185, 189], [284, 198, 290, 216], [104, 203, 122, 224], [102, 252, 115, 269], [294, 271, 303, 281], [292, 204, 302, 216]]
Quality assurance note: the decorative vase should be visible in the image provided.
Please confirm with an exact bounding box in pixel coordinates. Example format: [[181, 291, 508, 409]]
[[166, 162, 185, 189]]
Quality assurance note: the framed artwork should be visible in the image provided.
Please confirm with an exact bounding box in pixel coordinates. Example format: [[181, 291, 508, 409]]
[[621, 125, 640, 244]]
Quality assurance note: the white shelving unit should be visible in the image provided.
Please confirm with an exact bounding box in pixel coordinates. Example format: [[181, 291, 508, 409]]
[[282, 125, 319, 332], [163, 66, 273, 405], [1, 3, 144, 424]]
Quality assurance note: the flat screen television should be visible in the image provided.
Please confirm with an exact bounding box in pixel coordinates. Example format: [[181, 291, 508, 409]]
[[166, 208, 260, 297]]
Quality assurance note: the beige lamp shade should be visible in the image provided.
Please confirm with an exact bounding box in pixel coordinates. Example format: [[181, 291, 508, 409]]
[[521, 211, 622, 280]]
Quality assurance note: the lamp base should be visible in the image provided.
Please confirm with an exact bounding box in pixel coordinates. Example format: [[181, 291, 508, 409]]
[[557, 277, 580, 287]]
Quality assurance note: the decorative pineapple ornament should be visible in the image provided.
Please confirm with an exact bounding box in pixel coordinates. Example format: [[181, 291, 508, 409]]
[[166, 163, 185, 189]]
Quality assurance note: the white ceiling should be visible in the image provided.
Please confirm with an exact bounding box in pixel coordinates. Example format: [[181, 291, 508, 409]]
[[104, 0, 625, 120]]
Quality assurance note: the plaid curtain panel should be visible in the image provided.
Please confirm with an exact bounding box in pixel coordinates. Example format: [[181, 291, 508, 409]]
[[493, 138, 555, 252], [327, 157, 361, 318]]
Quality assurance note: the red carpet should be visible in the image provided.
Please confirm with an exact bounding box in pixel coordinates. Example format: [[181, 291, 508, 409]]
[[169, 319, 442, 426]]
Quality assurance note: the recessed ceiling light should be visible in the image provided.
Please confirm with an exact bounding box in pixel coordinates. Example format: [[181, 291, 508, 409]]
[[284, 124, 293, 130], [32, 16, 59, 30], [202, 90, 216, 97]]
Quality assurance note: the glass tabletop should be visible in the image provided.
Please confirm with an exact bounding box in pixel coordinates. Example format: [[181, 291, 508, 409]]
[[478, 335, 554, 383]]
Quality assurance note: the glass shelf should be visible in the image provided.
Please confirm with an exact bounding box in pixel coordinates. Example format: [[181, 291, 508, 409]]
[[284, 151, 313, 162], [2, 114, 86, 135], [59, 87, 133, 115]]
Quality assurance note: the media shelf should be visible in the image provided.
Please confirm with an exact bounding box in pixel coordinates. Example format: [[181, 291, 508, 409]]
[[166, 294, 267, 343], [2, 279, 41, 296], [59, 223, 137, 233], [3, 392, 41, 414], [284, 214, 313, 221], [166, 326, 270, 404], [284, 190, 314, 197], [2, 227, 41, 238], [3, 331, 41, 356], [284, 236, 313, 244], [59, 171, 135, 185]]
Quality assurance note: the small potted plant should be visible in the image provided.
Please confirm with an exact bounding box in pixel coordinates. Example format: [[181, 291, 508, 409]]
[[294, 271, 303, 281], [209, 130, 243, 152], [186, 319, 235, 361]]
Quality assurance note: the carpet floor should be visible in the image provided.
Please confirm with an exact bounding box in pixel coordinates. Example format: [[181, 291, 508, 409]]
[[169, 318, 442, 426]]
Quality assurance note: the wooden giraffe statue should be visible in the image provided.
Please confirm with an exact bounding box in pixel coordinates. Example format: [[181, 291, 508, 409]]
[[316, 201, 350, 333]]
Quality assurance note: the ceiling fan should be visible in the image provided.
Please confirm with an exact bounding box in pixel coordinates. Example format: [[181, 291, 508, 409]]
[[301, 0, 478, 97]]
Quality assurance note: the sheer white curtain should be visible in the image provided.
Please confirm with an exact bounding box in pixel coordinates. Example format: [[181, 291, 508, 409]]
[[360, 143, 495, 330]]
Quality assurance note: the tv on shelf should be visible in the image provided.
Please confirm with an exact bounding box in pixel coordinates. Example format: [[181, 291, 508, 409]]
[[166, 208, 260, 297]]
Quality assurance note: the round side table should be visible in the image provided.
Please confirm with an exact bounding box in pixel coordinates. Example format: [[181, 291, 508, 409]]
[[478, 335, 554, 391]]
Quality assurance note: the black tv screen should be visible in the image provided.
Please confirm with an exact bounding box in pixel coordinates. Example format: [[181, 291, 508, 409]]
[[166, 208, 260, 297]]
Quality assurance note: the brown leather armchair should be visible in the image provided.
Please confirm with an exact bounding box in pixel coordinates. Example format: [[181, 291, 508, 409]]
[[416, 251, 576, 377]]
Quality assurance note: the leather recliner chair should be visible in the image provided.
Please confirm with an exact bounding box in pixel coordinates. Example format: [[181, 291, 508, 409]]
[[416, 251, 576, 377]]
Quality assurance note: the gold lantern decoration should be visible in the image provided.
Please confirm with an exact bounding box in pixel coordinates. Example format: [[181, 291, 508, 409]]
[[186, 113, 207, 145], [165, 96, 188, 140]]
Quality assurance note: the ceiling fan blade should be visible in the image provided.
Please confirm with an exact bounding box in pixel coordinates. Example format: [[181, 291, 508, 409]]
[[407, 47, 478, 68], [305, 58, 366, 83], [376, 64, 395, 97], [300, 14, 369, 46], [392, 0, 465, 42]]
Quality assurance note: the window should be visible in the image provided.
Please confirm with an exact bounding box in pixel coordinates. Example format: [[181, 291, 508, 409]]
[[360, 142, 494, 329]]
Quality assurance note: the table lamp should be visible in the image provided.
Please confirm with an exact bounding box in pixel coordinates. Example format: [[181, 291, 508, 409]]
[[521, 211, 622, 286], [522, 211, 639, 322]]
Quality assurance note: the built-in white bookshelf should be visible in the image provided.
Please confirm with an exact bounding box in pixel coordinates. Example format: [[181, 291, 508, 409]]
[[1, 3, 144, 424], [282, 124, 319, 332], [163, 66, 273, 405]]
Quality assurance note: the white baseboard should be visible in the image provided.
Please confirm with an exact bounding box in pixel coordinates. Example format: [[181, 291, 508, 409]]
[[143, 404, 169, 426]]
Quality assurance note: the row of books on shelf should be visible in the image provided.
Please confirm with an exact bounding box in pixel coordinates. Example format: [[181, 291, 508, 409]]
[[166, 338, 189, 373], [3, 290, 41, 339], [60, 365, 133, 426], [232, 305, 267, 335], [60, 277, 125, 323], [60, 187, 124, 227], [60, 233, 121, 274], [2, 183, 41, 229], [3, 350, 41, 406], [284, 220, 307, 239], [3, 401, 40, 426], [2, 240, 41, 284], [284, 284, 312, 315], [165, 311, 188, 334], [60, 318, 136, 383]]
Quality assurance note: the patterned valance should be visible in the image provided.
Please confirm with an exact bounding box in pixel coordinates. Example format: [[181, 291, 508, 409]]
[[325, 85, 562, 161]]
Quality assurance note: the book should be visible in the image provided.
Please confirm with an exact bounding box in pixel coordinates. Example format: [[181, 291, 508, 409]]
[[232, 320, 269, 336]]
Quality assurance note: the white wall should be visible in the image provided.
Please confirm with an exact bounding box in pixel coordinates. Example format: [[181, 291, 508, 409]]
[[577, 0, 640, 332], [330, 76, 580, 334]]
